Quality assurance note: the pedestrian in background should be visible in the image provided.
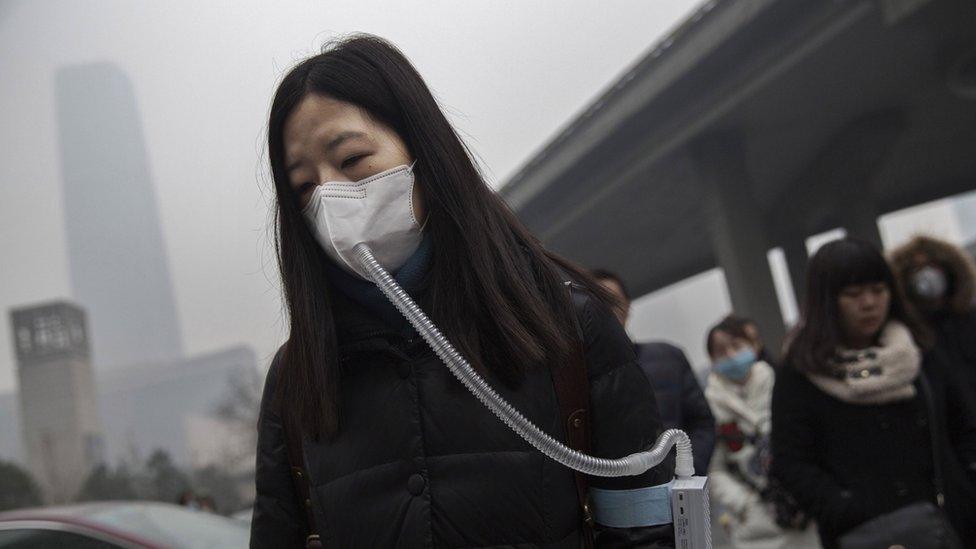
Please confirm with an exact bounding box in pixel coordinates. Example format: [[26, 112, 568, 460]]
[[704, 316, 819, 549], [772, 238, 976, 548], [593, 269, 716, 475], [890, 234, 976, 400], [177, 489, 199, 510], [198, 494, 217, 514]]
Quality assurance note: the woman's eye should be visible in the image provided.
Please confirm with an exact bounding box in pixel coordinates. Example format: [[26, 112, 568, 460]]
[[341, 154, 367, 169], [297, 182, 315, 196]]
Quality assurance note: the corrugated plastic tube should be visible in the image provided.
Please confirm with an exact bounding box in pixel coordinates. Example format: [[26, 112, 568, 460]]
[[355, 244, 695, 478]]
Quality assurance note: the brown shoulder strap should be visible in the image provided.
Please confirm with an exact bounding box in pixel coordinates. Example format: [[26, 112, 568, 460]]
[[273, 346, 322, 547], [550, 281, 595, 548], [282, 414, 323, 548]]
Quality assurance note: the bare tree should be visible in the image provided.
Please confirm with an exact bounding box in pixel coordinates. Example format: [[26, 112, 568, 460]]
[[0, 459, 43, 510], [212, 366, 263, 470]]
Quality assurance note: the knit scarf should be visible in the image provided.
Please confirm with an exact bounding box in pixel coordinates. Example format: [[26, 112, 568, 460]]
[[806, 320, 921, 405]]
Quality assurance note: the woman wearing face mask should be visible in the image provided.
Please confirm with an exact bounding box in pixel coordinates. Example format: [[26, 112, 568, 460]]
[[890, 235, 976, 401], [250, 35, 676, 548], [771, 238, 976, 548], [703, 316, 818, 549]]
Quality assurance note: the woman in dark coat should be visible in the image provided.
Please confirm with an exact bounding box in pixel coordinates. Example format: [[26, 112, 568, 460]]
[[250, 35, 676, 548], [771, 238, 976, 548]]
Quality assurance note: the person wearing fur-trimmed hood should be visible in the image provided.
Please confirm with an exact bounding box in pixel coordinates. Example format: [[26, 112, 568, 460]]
[[890, 234, 976, 400]]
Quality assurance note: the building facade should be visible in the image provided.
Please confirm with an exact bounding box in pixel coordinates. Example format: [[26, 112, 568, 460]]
[[10, 301, 104, 503]]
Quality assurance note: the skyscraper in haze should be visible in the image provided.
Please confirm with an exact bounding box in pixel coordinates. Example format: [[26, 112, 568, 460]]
[[56, 63, 183, 369], [10, 301, 103, 503]]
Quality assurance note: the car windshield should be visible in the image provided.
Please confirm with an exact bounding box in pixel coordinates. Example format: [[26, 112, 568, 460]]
[[86, 503, 249, 548]]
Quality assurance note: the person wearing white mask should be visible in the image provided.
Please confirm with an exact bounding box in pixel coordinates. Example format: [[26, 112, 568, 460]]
[[251, 35, 677, 548], [704, 316, 819, 549], [890, 235, 976, 401]]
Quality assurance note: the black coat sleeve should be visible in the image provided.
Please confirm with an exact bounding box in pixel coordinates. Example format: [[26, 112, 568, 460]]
[[770, 366, 871, 535], [578, 290, 675, 548], [673, 347, 715, 476], [249, 349, 309, 549], [941, 358, 976, 487]]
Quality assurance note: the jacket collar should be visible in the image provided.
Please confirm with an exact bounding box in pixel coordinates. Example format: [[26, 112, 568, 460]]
[[324, 233, 432, 337], [330, 289, 401, 346]]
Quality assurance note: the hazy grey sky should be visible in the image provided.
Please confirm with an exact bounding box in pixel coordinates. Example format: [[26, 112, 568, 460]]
[[0, 0, 701, 392]]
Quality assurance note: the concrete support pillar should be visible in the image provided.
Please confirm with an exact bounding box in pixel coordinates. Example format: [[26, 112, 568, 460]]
[[840, 200, 883, 251], [694, 134, 786, 352], [782, 235, 809, 318]]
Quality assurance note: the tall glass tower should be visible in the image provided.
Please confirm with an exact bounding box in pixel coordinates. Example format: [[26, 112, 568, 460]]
[[56, 63, 183, 369]]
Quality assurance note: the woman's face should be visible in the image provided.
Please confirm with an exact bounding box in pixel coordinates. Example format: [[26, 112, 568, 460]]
[[837, 282, 890, 347], [708, 330, 755, 362], [282, 94, 423, 219]]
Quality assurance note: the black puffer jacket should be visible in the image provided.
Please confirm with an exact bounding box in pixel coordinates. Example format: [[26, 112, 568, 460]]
[[250, 285, 675, 548], [929, 310, 976, 398], [634, 342, 715, 475], [771, 350, 976, 548]]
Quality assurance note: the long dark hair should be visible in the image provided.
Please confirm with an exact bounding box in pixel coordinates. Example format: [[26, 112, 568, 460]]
[[785, 238, 929, 374], [268, 35, 610, 439]]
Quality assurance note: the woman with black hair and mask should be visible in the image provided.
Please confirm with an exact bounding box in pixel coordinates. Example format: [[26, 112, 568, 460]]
[[771, 238, 976, 548], [250, 35, 676, 548]]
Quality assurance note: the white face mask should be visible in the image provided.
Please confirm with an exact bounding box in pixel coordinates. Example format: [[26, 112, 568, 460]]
[[302, 163, 423, 279], [912, 265, 947, 301]]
